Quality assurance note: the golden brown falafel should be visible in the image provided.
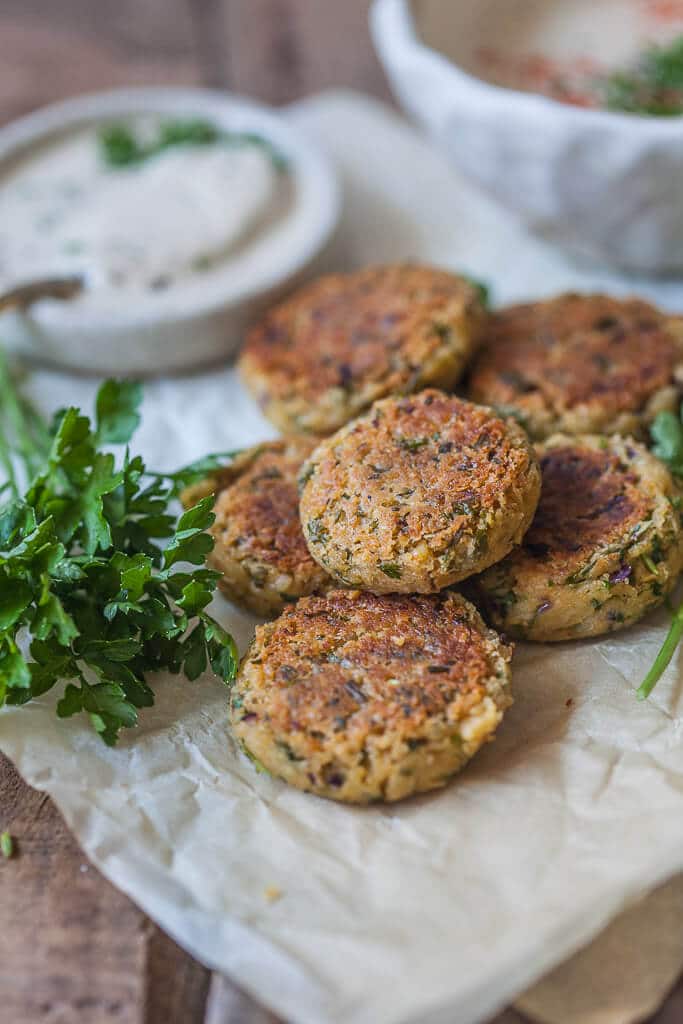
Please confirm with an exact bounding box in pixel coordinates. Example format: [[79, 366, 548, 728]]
[[298, 389, 541, 593], [467, 294, 683, 440], [183, 440, 330, 617], [471, 434, 683, 641], [240, 264, 486, 436], [230, 589, 513, 803]]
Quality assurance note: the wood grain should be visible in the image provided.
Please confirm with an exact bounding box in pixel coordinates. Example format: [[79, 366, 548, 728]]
[[0, 2, 679, 1023], [145, 927, 213, 1024], [218, 0, 390, 104], [0, 0, 389, 126], [0, 753, 152, 1024], [0, 0, 203, 125]]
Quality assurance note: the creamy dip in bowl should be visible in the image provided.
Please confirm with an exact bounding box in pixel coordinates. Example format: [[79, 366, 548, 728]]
[[0, 88, 339, 374], [372, 0, 683, 273], [413, 0, 683, 110]]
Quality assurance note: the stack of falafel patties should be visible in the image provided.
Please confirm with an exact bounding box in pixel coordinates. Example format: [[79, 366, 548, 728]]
[[187, 267, 683, 804]]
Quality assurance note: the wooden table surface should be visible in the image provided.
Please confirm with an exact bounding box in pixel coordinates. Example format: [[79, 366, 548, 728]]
[[0, 3, 681, 1023]]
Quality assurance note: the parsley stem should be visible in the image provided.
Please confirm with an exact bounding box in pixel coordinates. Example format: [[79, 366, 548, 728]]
[[0, 429, 18, 498], [0, 346, 45, 482], [637, 599, 683, 700], [19, 392, 51, 462], [0, 360, 20, 496]]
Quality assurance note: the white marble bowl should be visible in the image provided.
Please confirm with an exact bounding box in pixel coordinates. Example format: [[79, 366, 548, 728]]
[[371, 0, 683, 273]]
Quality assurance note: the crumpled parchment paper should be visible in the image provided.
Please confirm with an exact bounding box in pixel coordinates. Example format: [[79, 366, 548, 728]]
[[2, 92, 683, 1024]]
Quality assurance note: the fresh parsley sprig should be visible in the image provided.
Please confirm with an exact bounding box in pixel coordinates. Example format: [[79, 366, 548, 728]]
[[639, 403, 683, 699], [0, 360, 238, 745]]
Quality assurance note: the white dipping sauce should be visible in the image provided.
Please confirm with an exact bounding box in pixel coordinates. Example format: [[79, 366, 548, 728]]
[[0, 122, 283, 309]]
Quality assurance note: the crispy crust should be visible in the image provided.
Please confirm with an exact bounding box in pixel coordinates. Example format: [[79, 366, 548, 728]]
[[467, 294, 683, 440], [299, 389, 541, 593], [471, 435, 683, 641], [185, 441, 330, 617], [230, 589, 513, 803], [240, 264, 486, 436]]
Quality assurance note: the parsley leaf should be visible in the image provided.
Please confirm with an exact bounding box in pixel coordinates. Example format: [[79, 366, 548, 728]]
[[0, 582, 32, 630], [96, 380, 143, 444], [462, 274, 491, 309], [651, 408, 683, 476], [99, 119, 287, 172]]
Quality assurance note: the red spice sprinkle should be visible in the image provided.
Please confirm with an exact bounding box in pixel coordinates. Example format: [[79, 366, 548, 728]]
[[475, 46, 602, 107], [645, 0, 683, 24]]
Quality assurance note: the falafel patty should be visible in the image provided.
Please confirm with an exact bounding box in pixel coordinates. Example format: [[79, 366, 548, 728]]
[[230, 589, 513, 803], [298, 389, 541, 593], [240, 264, 486, 437], [182, 441, 330, 616], [467, 294, 683, 440], [471, 434, 683, 642]]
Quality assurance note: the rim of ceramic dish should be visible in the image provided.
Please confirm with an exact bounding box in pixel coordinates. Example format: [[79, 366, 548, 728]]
[[0, 87, 340, 331], [372, 0, 683, 135]]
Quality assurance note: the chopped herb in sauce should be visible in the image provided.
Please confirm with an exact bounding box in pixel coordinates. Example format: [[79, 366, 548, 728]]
[[99, 119, 287, 171], [604, 36, 683, 116], [481, 36, 683, 115]]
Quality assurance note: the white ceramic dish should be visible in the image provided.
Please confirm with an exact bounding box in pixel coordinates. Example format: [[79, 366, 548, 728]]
[[371, 0, 683, 274], [0, 88, 340, 375]]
